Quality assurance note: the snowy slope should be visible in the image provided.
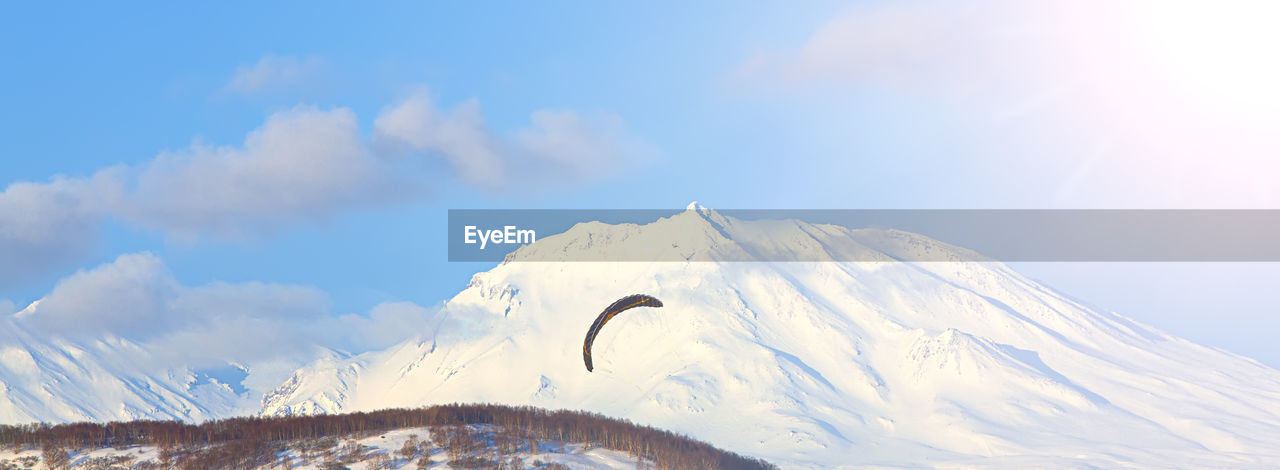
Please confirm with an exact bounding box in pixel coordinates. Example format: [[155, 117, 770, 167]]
[[0, 314, 312, 424], [258, 204, 1280, 468], [0, 425, 652, 470]]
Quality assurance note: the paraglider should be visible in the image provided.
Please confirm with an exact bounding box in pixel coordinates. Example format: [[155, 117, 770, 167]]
[[583, 294, 664, 372]]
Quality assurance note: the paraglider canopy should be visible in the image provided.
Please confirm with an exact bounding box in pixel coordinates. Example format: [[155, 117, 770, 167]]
[[583, 294, 664, 372]]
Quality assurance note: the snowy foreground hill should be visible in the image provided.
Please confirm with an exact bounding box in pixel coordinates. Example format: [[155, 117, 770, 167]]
[[257, 204, 1280, 468], [0, 425, 648, 470]]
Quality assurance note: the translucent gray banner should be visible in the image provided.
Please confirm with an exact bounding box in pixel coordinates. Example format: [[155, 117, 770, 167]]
[[447, 209, 1280, 262]]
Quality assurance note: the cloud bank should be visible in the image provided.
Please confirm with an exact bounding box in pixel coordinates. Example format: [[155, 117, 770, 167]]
[[125, 106, 408, 237], [13, 252, 434, 367], [0, 170, 124, 286], [374, 92, 645, 189], [0, 91, 646, 286]]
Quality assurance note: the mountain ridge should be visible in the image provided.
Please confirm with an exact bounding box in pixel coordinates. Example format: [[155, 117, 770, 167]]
[[255, 205, 1280, 468]]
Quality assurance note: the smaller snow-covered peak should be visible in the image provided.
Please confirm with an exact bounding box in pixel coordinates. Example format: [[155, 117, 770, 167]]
[[681, 201, 734, 227], [13, 300, 39, 318], [680, 201, 730, 227]]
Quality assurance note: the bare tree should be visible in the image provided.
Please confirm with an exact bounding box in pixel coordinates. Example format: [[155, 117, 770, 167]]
[[40, 444, 70, 470]]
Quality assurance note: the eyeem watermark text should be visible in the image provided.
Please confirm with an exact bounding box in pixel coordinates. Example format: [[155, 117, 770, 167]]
[[464, 225, 537, 250]]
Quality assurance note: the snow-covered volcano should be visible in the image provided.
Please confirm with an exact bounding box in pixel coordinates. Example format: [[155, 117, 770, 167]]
[[258, 204, 1280, 468]]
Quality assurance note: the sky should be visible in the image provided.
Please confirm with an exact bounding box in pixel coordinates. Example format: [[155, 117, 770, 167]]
[[2, 1, 1279, 366]]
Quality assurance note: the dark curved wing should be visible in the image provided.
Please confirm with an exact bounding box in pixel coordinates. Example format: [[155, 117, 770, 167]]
[[583, 294, 664, 372]]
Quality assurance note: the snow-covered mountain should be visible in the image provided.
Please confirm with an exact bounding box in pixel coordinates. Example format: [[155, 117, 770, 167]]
[[256, 204, 1280, 468], [0, 313, 314, 424], [0, 316, 214, 423]]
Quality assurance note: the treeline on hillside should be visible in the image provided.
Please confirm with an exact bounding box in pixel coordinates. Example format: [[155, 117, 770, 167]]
[[0, 403, 776, 470]]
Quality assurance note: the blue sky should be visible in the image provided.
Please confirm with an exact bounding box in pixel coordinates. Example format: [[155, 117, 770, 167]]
[[3, 1, 1279, 365]]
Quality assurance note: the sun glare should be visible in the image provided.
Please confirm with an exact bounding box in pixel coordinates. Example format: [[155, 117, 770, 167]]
[[1130, 0, 1280, 114]]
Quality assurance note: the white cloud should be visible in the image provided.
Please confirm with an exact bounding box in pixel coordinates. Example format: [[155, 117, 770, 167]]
[[0, 92, 646, 287], [374, 91, 646, 189], [0, 172, 119, 242], [0, 106, 411, 283], [0, 107, 410, 287], [327, 301, 437, 352], [374, 93, 507, 187], [226, 54, 324, 95], [17, 252, 328, 343], [0, 170, 125, 285], [9, 252, 434, 366], [734, 0, 1050, 98], [26, 252, 177, 338], [514, 109, 633, 181], [124, 106, 411, 237], [145, 315, 329, 367]]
